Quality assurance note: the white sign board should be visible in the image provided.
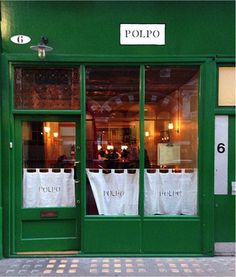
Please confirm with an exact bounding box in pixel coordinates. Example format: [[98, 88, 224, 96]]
[[11, 35, 31, 44], [120, 24, 165, 45], [158, 143, 180, 165], [214, 116, 228, 194]]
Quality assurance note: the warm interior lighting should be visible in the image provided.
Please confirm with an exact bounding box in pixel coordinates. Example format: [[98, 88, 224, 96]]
[[44, 126, 50, 133], [145, 131, 150, 137], [107, 145, 114, 150], [97, 145, 102, 151], [175, 120, 180, 133], [168, 122, 174, 130], [53, 132, 58, 138], [121, 145, 128, 150]]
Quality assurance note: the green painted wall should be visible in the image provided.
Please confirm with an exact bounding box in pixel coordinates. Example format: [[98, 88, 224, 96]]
[[1, 1, 235, 56]]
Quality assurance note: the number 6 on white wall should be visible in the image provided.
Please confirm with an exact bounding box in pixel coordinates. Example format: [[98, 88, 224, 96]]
[[214, 115, 228, 195]]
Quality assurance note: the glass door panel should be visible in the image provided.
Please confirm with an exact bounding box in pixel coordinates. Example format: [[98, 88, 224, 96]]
[[22, 121, 76, 208]]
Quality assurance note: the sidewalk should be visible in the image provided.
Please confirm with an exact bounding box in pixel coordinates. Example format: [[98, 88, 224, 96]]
[[0, 256, 235, 276]]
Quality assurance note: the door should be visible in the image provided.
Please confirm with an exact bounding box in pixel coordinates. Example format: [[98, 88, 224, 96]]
[[14, 117, 81, 253]]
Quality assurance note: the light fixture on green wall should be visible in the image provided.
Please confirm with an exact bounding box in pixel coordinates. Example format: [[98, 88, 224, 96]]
[[30, 36, 53, 59]]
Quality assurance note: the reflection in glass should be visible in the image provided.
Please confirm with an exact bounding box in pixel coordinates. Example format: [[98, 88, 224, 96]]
[[15, 68, 80, 110], [144, 67, 199, 215], [22, 122, 76, 208], [86, 67, 140, 215]]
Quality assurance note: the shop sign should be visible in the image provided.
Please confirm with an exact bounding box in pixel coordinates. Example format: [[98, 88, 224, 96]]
[[11, 35, 31, 44], [120, 24, 165, 45]]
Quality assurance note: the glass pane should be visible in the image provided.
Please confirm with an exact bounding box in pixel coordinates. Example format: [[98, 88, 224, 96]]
[[144, 66, 199, 215], [15, 68, 80, 109], [218, 67, 236, 106], [86, 66, 140, 215], [22, 121, 76, 208]]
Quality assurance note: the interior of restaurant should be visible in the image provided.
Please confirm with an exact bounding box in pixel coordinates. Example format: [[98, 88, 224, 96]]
[[85, 66, 198, 215], [86, 66, 198, 171], [17, 66, 198, 214]]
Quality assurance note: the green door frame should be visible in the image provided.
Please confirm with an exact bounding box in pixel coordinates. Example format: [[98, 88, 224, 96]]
[[13, 115, 82, 253], [1, 54, 215, 256], [0, 54, 2, 258]]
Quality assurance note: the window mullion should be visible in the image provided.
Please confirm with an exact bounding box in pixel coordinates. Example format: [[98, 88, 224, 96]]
[[139, 65, 145, 217]]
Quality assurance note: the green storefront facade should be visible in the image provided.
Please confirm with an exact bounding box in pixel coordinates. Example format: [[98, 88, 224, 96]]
[[0, 1, 235, 257]]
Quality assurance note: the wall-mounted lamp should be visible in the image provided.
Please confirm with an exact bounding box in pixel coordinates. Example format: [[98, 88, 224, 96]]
[[53, 132, 58, 138], [121, 145, 128, 150], [30, 36, 53, 59], [168, 122, 174, 130], [175, 120, 180, 133], [107, 145, 114, 151], [44, 126, 50, 133]]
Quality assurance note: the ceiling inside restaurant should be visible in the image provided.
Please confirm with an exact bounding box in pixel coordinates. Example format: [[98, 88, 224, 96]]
[[86, 66, 198, 116]]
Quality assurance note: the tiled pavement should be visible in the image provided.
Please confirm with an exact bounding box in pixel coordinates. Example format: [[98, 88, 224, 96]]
[[0, 256, 235, 276]]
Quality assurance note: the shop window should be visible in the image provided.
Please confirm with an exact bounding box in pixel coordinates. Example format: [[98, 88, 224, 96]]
[[14, 68, 80, 109], [218, 67, 236, 106], [22, 121, 76, 208], [144, 67, 199, 215], [86, 66, 140, 215]]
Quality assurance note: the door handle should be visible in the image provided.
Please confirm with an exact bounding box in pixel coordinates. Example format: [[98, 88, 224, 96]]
[[76, 200, 80, 205], [75, 180, 80, 185], [73, 161, 80, 179]]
